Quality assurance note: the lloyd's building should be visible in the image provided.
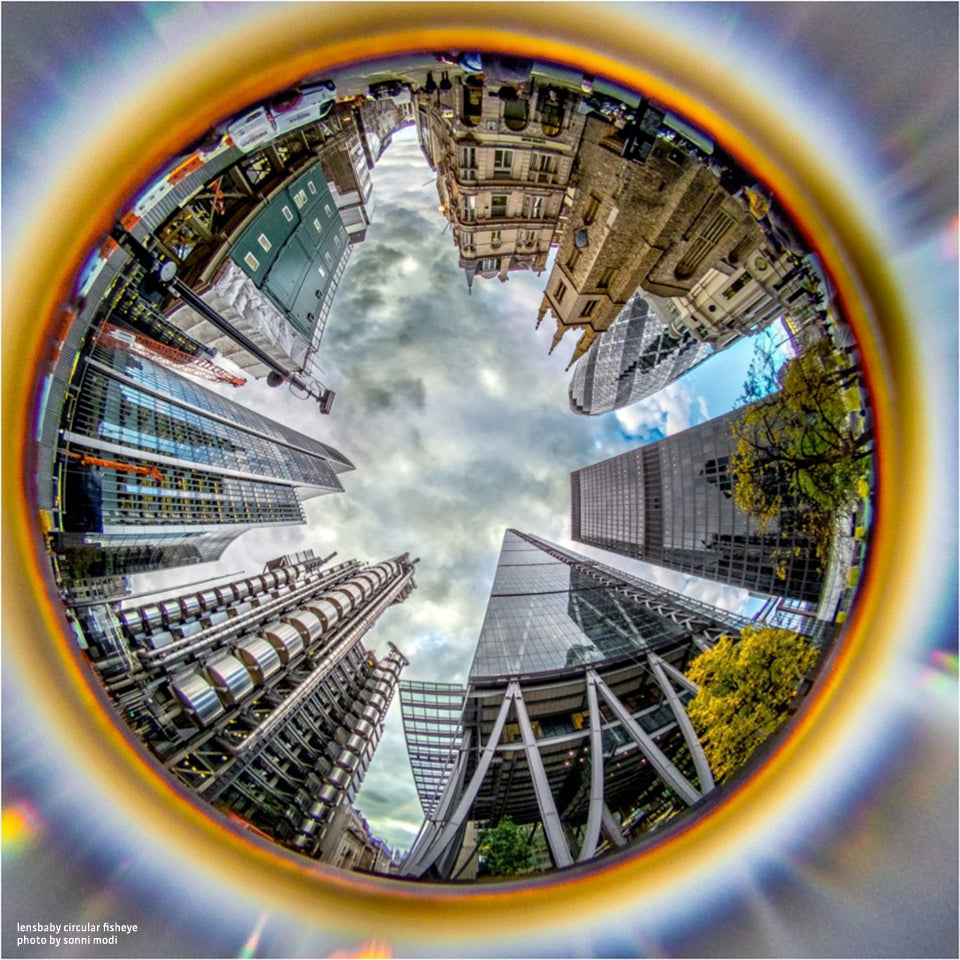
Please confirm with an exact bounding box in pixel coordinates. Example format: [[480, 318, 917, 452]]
[[399, 530, 749, 879]]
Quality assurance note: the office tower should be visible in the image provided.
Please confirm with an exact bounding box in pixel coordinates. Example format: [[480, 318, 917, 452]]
[[567, 252, 827, 415], [568, 292, 713, 413], [536, 113, 764, 369], [51, 339, 353, 580], [415, 64, 586, 290], [571, 410, 823, 602], [401, 530, 748, 879], [120, 88, 408, 381], [79, 548, 415, 862]]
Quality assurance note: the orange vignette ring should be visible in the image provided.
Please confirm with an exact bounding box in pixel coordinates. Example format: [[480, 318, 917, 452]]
[[2, 1, 917, 942]]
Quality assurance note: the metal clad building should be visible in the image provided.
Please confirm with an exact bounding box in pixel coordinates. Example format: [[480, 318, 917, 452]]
[[231, 159, 350, 348], [52, 341, 353, 579], [75, 550, 416, 864]]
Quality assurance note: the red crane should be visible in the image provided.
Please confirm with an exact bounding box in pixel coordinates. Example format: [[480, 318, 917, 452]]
[[64, 450, 164, 483], [97, 322, 246, 387]]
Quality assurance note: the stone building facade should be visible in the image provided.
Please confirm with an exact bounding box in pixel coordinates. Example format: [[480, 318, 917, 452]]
[[538, 115, 764, 368], [416, 69, 587, 289]]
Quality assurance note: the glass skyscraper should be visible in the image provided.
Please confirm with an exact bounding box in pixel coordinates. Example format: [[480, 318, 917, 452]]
[[571, 410, 824, 602], [53, 340, 353, 579], [568, 293, 713, 415], [78, 548, 416, 864], [400, 530, 748, 879]]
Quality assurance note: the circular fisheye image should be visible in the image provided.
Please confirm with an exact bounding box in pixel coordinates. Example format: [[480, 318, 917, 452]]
[[35, 47, 877, 884]]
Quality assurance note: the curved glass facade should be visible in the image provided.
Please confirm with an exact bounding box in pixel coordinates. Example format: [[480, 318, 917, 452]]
[[468, 530, 746, 678], [568, 293, 713, 415]]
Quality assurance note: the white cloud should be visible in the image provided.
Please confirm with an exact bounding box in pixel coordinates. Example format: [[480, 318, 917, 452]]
[[613, 380, 696, 438]]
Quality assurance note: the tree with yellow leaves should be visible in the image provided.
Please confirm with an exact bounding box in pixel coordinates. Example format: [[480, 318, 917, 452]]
[[729, 336, 873, 566], [685, 625, 819, 782]]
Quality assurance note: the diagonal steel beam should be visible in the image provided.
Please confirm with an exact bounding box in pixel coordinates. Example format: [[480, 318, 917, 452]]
[[589, 670, 701, 806], [403, 727, 473, 870], [649, 651, 700, 696], [513, 684, 574, 869], [578, 672, 605, 862], [647, 653, 714, 793], [405, 688, 514, 877], [601, 803, 627, 848]]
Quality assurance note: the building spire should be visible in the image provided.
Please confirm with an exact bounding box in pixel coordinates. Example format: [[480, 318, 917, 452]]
[[548, 318, 568, 355], [567, 326, 600, 370], [536, 299, 548, 330]]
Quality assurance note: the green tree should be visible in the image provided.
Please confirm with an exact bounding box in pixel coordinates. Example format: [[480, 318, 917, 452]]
[[685, 625, 819, 782], [476, 817, 534, 878], [730, 336, 872, 565]]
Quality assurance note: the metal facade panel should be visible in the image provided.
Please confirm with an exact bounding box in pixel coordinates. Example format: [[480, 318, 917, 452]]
[[285, 160, 332, 219], [232, 198, 301, 285], [263, 233, 313, 309]]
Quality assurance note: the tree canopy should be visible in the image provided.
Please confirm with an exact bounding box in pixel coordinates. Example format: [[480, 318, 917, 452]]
[[685, 625, 819, 782], [476, 817, 534, 878], [729, 336, 872, 566]]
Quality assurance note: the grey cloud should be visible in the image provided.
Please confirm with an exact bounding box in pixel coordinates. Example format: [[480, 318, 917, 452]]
[[189, 129, 746, 847]]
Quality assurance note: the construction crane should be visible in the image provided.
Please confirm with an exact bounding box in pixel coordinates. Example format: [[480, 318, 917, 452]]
[[96, 322, 246, 387], [64, 450, 165, 483], [110, 226, 335, 412]]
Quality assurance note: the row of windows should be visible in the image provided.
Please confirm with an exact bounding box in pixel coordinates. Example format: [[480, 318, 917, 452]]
[[72, 370, 339, 491], [460, 194, 546, 221], [84, 345, 346, 466]]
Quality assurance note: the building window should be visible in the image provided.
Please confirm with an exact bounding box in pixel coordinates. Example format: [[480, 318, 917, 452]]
[[480, 258, 499, 272], [530, 153, 559, 183], [324, 251, 333, 266], [243, 252, 259, 271], [313, 217, 322, 231], [490, 229, 502, 248], [461, 146, 477, 180], [676, 209, 735, 279], [580, 299, 598, 318], [493, 149, 513, 176], [722, 271, 753, 299], [257, 233, 272, 252], [555, 280, 568, 303], [491, 195, 508, 218], [583, 195, 601, 225], [282, 206, 294, 222], [324, 203, 333, 217], [523, 195, 544, 219], [308, 181, 317, 194], [317, 265, 326, 278], [566, 248, 581, 270], [294, 189, 308, 208], [596, 266, 618, 290], [462, 195, 476, 222]]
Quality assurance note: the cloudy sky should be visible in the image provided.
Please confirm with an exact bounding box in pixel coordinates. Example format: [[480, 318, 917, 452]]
[[132, 128, 774, 852]]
